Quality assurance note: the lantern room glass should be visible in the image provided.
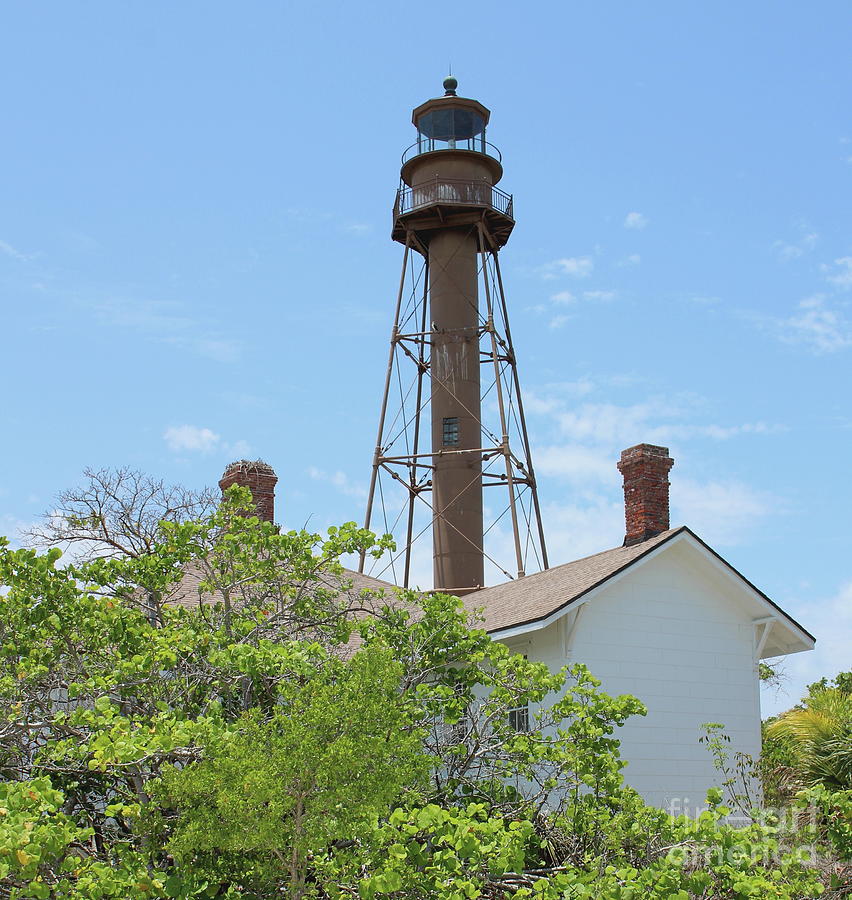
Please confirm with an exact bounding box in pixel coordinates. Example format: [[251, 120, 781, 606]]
[[415, 107, 487, 154]]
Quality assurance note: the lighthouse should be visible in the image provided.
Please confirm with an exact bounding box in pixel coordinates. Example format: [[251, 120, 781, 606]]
[[360, 78, 547, 595]]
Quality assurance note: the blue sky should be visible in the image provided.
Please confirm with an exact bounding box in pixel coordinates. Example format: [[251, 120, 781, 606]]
[[1, 2, 850, 716]]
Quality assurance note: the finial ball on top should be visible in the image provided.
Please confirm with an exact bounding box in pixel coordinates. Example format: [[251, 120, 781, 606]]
[[443, 75, 458, 95]]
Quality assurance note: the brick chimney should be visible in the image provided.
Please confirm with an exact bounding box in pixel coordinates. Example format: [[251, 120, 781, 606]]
[[617, 444, 674, 546], [219, 460, 278, 523]]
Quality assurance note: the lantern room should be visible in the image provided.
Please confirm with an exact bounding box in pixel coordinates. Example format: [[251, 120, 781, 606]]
[[401, 77, 503, 184]]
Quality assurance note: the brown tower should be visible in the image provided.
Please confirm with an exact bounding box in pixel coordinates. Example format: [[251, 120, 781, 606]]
[[360, 78, 547, 595]]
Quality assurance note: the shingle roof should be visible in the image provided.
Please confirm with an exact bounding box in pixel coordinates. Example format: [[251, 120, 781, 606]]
[[463, 528, 681, 633], [163, 525, 814, 649], [165, 564, 397, 610], [164, 564, 402, 658], [165, 533, 680, 633]]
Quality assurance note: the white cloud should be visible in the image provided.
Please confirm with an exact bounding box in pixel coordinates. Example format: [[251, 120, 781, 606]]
[[524, 379, 597, 413], [532, 391, 784, 449], [548, 314, 571, 330], [617, 253, 641, 267], [540, 256, 594, 279], [549, 289, 615, 310], [0, 514, 35, 549], [554, 399, 682, 445], [28, 511, 104, 566], [0, 239, 31, 261], [775, 244, 801, 261], [342, 222, 372, 236], [778, 295, 852, 353], [517, 386, 787, 561], [773, 232, 818, 261], [672, 477, 774, 546], [551, 291, 575, 305], [1, 510, 105, 568], [536, 474, 778, 565], [163, 425, 221, 454], [535, 444, 619, 486], [484, 491, 625, 574], [823, 256, 852, 290], [624, 211, 649, 230], [540, 498, 625, 562], [685, 422, 785, 440]]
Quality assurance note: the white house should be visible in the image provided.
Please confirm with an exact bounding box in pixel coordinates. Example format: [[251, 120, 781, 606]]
[[460, 443, 815, 810], [179, 448, 814, 812]]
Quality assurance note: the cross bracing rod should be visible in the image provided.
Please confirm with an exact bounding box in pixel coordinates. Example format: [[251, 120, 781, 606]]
[[378, 444, 510, 462], [402, 255, 429, 588], [395, 339, 429, 371], [377, 449, 532, 477], [372, 461, 517, 584], [376, 467, 534, 491], [376, 463, 534, 492], [383, 328, 518, 455], [376, 451, 533, 477], [492, 248, 549, 570], [359, 236, 411, 574], [477, 222, 525, 579]]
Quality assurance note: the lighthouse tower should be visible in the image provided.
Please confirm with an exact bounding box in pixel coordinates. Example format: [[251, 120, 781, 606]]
[[360, 78, 547, 595]]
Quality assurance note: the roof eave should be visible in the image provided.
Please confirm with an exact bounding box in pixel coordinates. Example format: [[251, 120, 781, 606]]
[[486, 527, 816, 655]]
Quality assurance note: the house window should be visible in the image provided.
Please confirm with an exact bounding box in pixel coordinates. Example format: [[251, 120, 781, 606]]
[[508, 703, 530, 733], [442, 417, 459, 446]]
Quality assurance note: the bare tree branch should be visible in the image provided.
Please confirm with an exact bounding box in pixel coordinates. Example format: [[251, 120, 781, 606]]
[[24, 467, 218, 562]]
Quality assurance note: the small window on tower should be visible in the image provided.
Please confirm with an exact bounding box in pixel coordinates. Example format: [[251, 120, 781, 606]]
[[442, 417, 459, 446]]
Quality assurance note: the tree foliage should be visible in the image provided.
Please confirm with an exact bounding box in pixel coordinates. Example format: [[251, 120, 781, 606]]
[[0, 482, 847, 897], [157, 648, 426, 898], [763, 671, 852, 799]]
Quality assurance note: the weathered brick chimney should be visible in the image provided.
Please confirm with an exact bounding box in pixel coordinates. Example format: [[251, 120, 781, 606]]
[[617, 444, 674, 546], [219, 459, 278, 523]]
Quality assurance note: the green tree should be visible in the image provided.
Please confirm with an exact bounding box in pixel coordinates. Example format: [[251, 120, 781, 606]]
[[766, 688, 852, 791], [807, 669, 852, 697], [157, 647, 426, 898], [0, 481, 844, 897], [0, 487, 405, 896]]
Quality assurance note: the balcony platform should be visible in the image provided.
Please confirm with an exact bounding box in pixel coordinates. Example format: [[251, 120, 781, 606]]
[[392, 177, 515, 248]]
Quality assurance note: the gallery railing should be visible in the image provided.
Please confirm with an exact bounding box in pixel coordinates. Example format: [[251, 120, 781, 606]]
[[394, 178, 514, 220], [401, 138, 503, 166]]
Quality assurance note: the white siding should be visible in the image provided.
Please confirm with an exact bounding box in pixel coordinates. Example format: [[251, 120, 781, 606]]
[[505, 542, 762, 812]]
